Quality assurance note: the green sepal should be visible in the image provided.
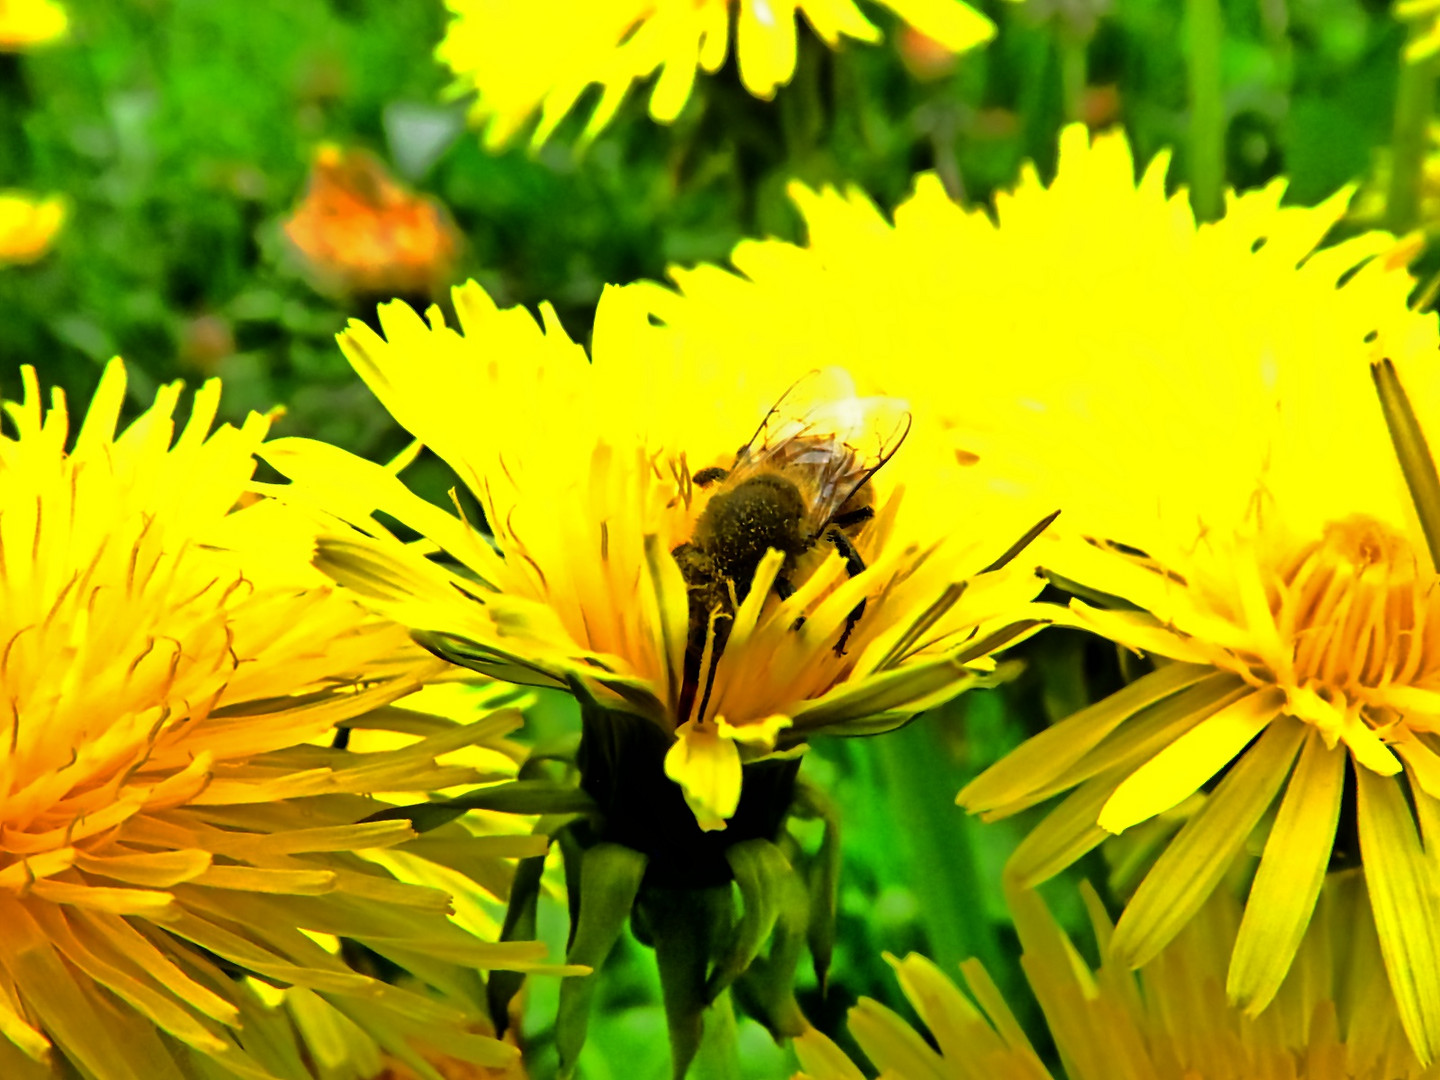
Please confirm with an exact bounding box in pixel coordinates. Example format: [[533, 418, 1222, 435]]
[[734, 870, 809, 1039], [707, 840, 791, 1002], [1374, 357, 1440, 567], [485, 842, 547, 1035], [793, 785, 840, 994], [641, 885, 735, 1080], [362, 780, 597, 827], [558, 823, 586, 953], [556, 842, 649, 1078]]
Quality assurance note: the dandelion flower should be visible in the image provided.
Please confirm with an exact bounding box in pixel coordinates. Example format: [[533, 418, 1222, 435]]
[[437, 0, 998, 148], [0, 193, 63, 265], [0, 0, 66, 50], [260, 281, 1051, 838], [0, 359, 553, 1080], [795, 873, 1429, 1080], [283, 145, 460, 301], [637, 124, 1440, 1059]]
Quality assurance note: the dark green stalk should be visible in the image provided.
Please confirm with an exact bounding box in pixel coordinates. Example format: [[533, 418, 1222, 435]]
[[1057, 23, 1090, 126], [1387, 26, 1439, 233], [1185, 0, 1225, 222], [871, 718, 1002, 977], [692, 992, 742, 1080]]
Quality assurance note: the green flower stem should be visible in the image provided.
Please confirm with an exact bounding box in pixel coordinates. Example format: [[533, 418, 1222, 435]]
[[692, 992, 743, 1080], [1185, 0, 1225, 222], [872, 719, 1002, 978], [1388, 29, 1439, 233], [1057, 23, 1090, 126]]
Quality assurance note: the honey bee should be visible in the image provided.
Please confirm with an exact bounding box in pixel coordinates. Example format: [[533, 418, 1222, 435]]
[[671, 369, 911, 711]]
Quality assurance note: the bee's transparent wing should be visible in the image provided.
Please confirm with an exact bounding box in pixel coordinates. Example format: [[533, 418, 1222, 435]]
[[732, 367, 911, 530]]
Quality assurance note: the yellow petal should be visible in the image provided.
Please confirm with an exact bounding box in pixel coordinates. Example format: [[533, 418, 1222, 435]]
[[1227, 727, 1346, 1014], [1099, 688, 1284, 833], [1356, 767, 1440, 1063], [1110, 716, 1305, 968], [663, 721, 741, 831]]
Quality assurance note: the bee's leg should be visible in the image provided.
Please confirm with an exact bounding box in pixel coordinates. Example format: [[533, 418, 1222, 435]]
[[773, 573, 808, 631], [824, 527, 867, 655], [829, 505, 874, 530], [692, 466, 730, 487]]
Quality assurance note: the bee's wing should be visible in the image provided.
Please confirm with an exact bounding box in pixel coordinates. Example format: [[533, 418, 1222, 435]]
[[732, 368, 911, 531]]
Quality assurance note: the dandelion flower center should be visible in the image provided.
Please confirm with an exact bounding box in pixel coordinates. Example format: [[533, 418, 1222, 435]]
[[1283, 516, 1424, 699]]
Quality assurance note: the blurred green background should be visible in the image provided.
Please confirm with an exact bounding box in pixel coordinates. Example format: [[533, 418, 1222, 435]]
[[0, 0, 1423, 1074]]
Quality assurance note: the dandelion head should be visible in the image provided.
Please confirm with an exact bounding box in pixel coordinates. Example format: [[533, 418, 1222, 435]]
[[437, 0, 997, 148], [0, 360, 546, 1079]]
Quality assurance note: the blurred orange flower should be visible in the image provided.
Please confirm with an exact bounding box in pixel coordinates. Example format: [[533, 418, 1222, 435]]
[[897, 26, 959, 80], [0, 0, 66, 49], [283, 144, 459, 299], [0, 192, 63, 264]]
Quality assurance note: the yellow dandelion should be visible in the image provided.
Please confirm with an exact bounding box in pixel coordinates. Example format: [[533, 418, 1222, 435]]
[[795, 873, 1432, 1080], [0, 359, 555, 1080], [1399, 0, 1440, 63], [634, 124, 1440, 1059], [437, 0, 998, 148], [0, 0, 66, 50], [259, 280, 1052, 838], [0, 193, 64, 265]]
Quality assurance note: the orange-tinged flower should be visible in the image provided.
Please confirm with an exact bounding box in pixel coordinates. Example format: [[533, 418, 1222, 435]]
[[284, 145, 459, 298], [0, 359, 553, 1079]]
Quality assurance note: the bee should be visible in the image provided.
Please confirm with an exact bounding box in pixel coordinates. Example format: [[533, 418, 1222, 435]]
[[671, 369, 911, 711]]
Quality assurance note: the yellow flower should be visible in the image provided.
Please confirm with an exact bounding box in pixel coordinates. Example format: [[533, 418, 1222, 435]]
[[0, 359, 553, 1080], [0, 0, 66, 50], [635, 124, 1440, 1060], [437, 0, 997, 148], [260, 281, 1051, 834], [1399, 0, 1440, 63], [794, 873, 1431, 1080], [0, 193, 64, 265]]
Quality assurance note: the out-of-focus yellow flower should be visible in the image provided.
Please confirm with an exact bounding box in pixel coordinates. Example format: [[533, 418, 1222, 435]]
[[260, 281, 1051, 833], [437, 0, 999, 148], [0, 359, 554, 1080], [637, 124, 1440, 1061], [794, 873, 1430, 1080], [0, 193, 63, 265], [0, 0, 66, 49], [1352, 120, 1440, 239], [1399, 0, 1440, 62], [283, 145, 459, 299]]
